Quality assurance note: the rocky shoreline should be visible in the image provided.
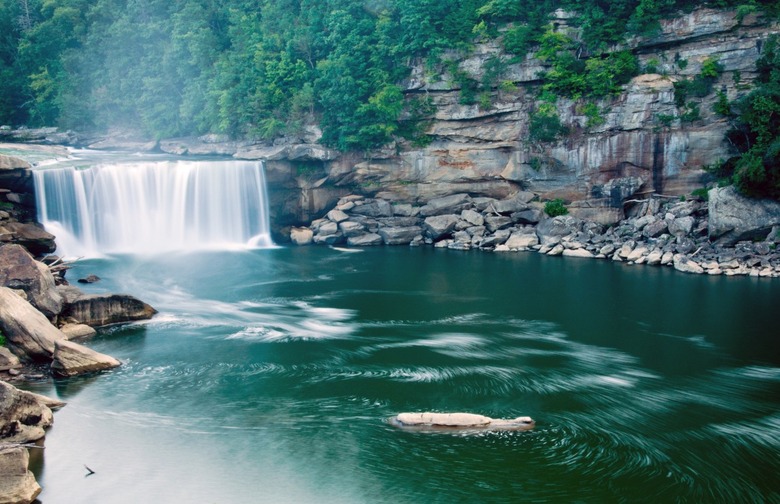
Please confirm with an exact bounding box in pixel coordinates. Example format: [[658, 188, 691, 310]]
[[1, 151, 158, 503], [294, 188, 780, 278]]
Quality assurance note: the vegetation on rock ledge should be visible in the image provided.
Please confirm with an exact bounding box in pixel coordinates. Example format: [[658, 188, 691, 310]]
[[0, 0, 777, 154]]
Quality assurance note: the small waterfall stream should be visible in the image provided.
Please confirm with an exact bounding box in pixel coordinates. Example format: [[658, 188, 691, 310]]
[[33, 158, 273, 256]]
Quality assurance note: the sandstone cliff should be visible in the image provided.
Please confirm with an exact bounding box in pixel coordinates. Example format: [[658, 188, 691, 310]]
[[178, 7, 778, 231]]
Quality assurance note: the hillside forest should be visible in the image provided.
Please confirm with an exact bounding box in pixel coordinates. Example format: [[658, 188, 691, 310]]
[[0, 0, 778, 197]]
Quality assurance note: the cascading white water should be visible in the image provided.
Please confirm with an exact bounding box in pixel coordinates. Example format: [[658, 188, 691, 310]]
[[33, 159, 274, 257]]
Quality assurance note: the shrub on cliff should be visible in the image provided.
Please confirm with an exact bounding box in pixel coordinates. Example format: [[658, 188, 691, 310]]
[[544, 199, 569, 217]]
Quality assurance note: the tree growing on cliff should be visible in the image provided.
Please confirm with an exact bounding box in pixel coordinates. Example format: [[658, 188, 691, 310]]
[[725, 35, 780, 200]]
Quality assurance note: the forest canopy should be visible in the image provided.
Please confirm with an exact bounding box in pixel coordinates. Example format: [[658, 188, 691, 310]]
[[0, 0, 777, 152]]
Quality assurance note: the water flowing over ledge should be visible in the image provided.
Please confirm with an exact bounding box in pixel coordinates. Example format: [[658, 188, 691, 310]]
[[33, 159, 274, 257]]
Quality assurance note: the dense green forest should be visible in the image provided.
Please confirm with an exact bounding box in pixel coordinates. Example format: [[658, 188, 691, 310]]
[[0, 0, 777, 157]]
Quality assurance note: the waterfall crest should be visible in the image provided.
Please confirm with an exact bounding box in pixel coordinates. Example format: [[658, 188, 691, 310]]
[[34, 159, 274, 257]]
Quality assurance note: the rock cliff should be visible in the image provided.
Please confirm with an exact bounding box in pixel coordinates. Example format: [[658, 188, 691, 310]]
[[151, 7, 777, 232]]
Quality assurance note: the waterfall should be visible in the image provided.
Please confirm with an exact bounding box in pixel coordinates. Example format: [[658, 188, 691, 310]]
[[33, 159, 274, 257]]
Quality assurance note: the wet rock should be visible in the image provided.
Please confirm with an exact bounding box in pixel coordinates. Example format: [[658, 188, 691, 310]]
[[50, 339, 121, 377], [60, 294, 157, 327], [77, 274, 100, 284], [0, 245, 63, 319], [0, 287, 65, 362], [0, 446, 41, 504], [0, 380, 54, 443]]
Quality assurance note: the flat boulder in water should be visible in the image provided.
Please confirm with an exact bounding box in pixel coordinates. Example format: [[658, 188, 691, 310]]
[[391, 412, 535, 432], [60, 293, 157, 327], [50, 339, 120, 377]]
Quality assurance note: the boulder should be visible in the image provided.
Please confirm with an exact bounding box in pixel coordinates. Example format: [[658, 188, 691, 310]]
[[0, 245, 63, 319], [504, 232, 539, 250], [378, 226, 423, 245], [460, 209, 484, 226], [0, 154, 31, 170], [562, 248, 595, 258], [511, 207, 544, 225], [668, 216, 695, 237], [0, 223, 56, 255], [643, 220, 668, 238], [338, 221, 365, 237], [351, 200, 393, 218], [536, 216, 582, 245], [76, 274, 101, 284], [423, 215, 459, 240], [0, 348, 21, 371], [419, 194, 471, 217], [347, 233, 383, 246], [673, 254, 705, 274], [59, 323, 97, 340], [289, 227, 313, 246], [0, 380, 54, 443], [709, 186, 780, 245], [326, 209, 349, 223], [483, 215, 513, 233], [0, 287, 65, 361], [0, 446, 41, 504], [489, 191, 535, 214], [60, 294, 157, 327], [50, 339, 121, 377]]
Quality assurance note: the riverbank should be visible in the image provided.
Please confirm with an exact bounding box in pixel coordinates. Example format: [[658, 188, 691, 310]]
[[1, 150, 159, 503], [295, 190, 780, 278]]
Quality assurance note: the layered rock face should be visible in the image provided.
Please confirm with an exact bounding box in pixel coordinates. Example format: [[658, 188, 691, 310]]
[[147, 8, 777, 232]]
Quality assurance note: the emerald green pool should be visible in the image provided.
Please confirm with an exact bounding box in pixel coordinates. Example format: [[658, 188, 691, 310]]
[[26, 246, 780, 503]]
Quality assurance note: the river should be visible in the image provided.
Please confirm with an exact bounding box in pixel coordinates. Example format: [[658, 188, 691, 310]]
[[22, 245, 780, 503]]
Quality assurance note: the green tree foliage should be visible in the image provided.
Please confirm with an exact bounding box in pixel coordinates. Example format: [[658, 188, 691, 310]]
[[0, 0, 777, 151], [725, 35, 780, 199]]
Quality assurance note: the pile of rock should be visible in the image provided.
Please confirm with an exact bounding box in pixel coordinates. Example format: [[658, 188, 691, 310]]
[[0, 245, 157, 379], [292, 190, 780, 277]]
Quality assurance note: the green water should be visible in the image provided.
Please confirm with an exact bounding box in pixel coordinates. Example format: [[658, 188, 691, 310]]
[[25, 247, 780, 503]]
